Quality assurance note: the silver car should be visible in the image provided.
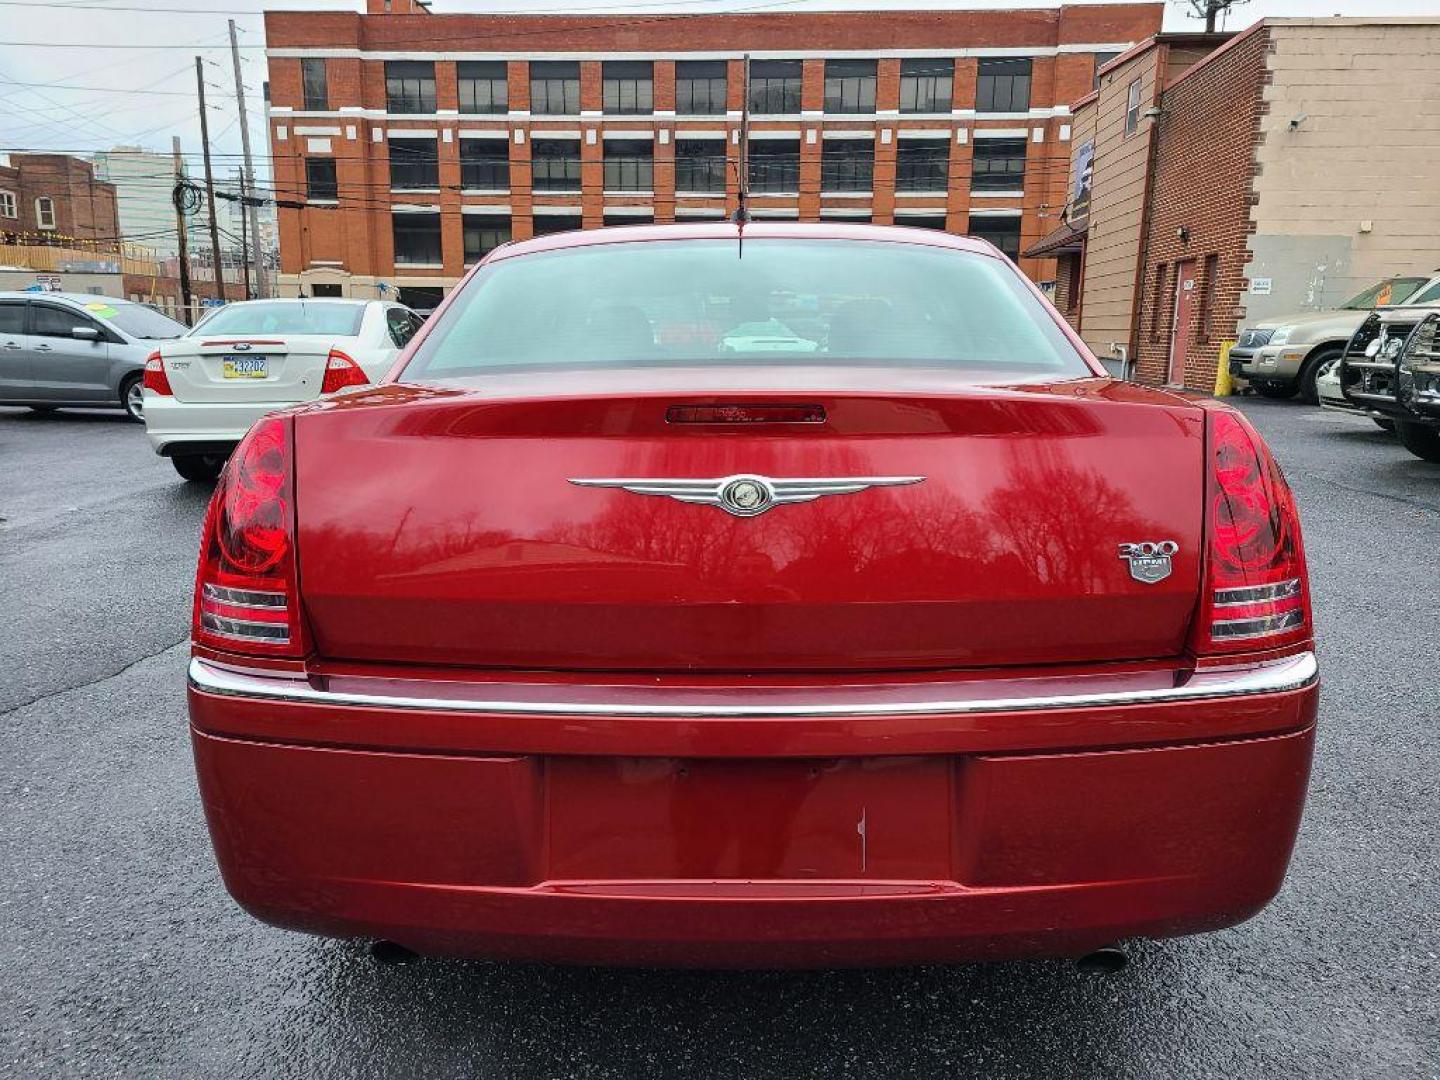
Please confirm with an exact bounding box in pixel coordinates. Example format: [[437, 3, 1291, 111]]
[[0, 292, 187, 422]]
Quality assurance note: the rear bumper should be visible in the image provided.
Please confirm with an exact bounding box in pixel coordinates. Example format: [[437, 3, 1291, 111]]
[[189, 652, 1318, 967], [143, 394, 299, 454]]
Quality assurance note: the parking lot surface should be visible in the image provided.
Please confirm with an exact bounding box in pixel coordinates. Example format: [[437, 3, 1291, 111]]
[[1, 398, 1437, 1080]]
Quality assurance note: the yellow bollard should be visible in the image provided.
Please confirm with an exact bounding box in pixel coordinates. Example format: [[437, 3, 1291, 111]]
[[1213, 340, 1236, 397]]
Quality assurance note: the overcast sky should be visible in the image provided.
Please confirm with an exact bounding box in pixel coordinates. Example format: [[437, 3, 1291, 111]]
[[1, 0, 1432, 187]]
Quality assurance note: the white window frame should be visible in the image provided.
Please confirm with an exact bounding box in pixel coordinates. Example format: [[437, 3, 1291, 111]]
[[0, 189, 15, 219], [35, 196, 56, 229]]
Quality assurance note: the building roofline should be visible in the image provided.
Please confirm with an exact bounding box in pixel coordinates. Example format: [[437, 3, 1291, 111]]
[[1162, 18, 1266, 93]]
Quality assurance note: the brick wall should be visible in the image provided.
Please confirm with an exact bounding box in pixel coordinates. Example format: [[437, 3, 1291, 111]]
[[265, 4, 1163, 297], [1133, 26, 1269, 389], [0, 156, 120, 249]]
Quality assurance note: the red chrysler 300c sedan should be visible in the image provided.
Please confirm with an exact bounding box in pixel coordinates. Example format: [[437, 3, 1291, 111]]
[[188, 224, 1317, 967]]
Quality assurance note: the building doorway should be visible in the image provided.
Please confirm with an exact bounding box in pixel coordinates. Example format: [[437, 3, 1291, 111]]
[[1168, 259, 1197, 386]]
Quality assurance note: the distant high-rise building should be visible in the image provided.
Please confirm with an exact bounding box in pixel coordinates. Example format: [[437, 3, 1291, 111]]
[[93, 146, 204, 258]]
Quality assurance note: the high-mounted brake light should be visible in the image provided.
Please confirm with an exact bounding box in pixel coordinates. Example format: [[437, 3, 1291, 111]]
[[320, 348, 369, 395], [142, 351, 172, 396], [192, 416, 308, 658], [666, 404, 826, 425], [1194, 409, 1310, 655]]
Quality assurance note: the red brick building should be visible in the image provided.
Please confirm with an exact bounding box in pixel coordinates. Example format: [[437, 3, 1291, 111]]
[[263, 0, 1162, 307], [1131, 26, 1269, 389], [0, 154, 120, 250]]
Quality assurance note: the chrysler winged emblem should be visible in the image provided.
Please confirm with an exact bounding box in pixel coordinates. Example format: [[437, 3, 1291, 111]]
[[568, 473, 925, 518], [1118, 540, 1178, 584]]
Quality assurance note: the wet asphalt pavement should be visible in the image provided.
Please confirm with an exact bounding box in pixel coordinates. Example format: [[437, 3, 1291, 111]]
[[1, 398, 1437, 1080]]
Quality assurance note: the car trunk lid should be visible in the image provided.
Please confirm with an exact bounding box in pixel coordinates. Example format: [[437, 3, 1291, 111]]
[[161, 334, 354, 404], [293, 372, 1206, 672]]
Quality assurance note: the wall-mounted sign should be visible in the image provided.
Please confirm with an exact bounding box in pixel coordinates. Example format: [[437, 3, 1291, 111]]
[[1250, 278, 1273, 295]]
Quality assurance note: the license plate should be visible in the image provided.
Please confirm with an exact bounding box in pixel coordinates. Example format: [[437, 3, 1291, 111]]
[[222, 356, 268, 379]]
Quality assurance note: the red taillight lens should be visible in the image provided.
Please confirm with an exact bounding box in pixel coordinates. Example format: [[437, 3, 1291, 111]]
[[142, 351, 172, 396], [193, 416, 308, 658], [1195, 409, 1310, 654], [320, 348, 369, 395]]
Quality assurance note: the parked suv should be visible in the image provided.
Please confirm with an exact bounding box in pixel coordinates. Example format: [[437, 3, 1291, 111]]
[[0, 292, 186, 421], [1229, 273, 1440, 402], [1338, 303, 1440, 462]]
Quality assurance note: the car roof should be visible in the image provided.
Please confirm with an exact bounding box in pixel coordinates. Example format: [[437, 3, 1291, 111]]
[[0, 291, 140, 304], [230, 297, 375, 305], [486, 222, 1001, 264]]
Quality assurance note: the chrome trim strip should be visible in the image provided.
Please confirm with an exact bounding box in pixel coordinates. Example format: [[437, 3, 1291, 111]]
[[202, 583, 287, 610], [188, 651, 1317, 719], [1210, 609, 1306, 641], [1213, 578, 1302, 608], [200, 613, 291, 644]]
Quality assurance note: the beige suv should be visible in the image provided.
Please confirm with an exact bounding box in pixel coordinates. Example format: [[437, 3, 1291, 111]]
[[1229, 273, 1440, 402]]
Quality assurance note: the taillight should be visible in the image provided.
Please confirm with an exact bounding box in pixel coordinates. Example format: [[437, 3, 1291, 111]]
[[192, 416, 308, 658], [143, 351, 172, 396], [1194, 409, 1310, 654], [320, 348, 369, 394]]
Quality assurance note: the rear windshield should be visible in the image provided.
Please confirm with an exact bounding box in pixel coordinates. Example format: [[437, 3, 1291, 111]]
[[81, 299, 186, 340], [404, 239, 1087, 380], [192, 301, 366, 337]]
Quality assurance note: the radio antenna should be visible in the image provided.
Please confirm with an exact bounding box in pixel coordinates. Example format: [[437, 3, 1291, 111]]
[[734, 52, 751, 255]]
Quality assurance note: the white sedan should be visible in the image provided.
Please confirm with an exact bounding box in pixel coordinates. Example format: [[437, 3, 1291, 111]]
[[143, 298, 424, 480]]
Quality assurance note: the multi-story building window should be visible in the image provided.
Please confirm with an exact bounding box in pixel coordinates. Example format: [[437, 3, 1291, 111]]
[[460, 139, 509, 190], [1093, 51, 1121, 89], [388, 137, 439, 189], [530, 61, 580, 115], [823, 60, 876, 114], [532, 214, 583, 236], [895, 140, 949, 191], [1124, 78, 1143, 135], [301, 58, 327, 111], [899, 58, 953, 113], [971, 137, 1027, 192], [820, 139, 873, 191], [748, 139, 800, 192], [305, 157, 338, 201], [385, 61, 436, 114], [975, 58, 1031, 113], [602, 61, 653, 115], [968, 215, 1021, 259], [392, 212, 441, 264], [603, 139, 654, 191], [749, 60, 803, 115], [674, 139, 728, 193], [603, 213, 654, 226], [530, 138, 582, 191], [0, 189, 16, 219], [463, 214, 511, 264], [458, 61, 508, 114], [35, 196, 56, 229], [900, 214, 948, 230], [675, 60, 727, 115]]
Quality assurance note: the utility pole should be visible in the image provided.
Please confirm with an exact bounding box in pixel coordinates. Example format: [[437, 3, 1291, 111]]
[[238, 193, 252, 298], [171, 136, 193, 322], [229, 19, 264, 297], [196, 56, 227, 306]]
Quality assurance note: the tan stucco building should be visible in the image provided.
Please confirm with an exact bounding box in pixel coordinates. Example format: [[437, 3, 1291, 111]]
[[1031, 16, 1440, 390]]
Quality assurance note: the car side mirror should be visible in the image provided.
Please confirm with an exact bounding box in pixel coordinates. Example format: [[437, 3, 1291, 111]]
[[71, 326, 100, 341]]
